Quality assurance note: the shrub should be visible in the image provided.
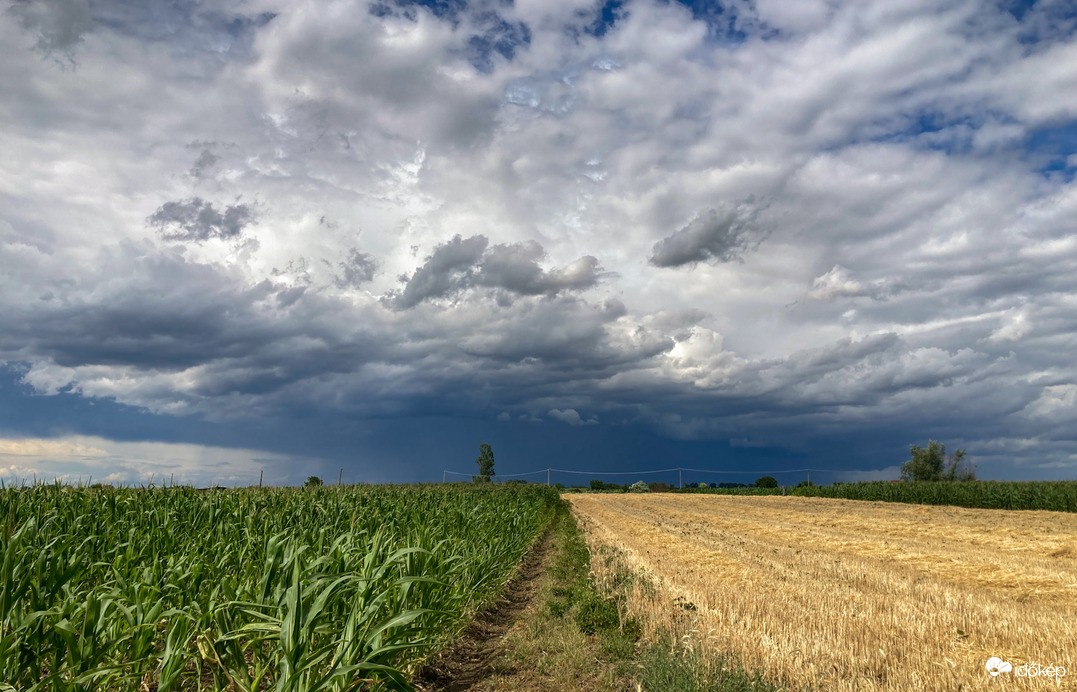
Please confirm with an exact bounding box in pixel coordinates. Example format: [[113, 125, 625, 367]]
[[901, 441, 975, 482]]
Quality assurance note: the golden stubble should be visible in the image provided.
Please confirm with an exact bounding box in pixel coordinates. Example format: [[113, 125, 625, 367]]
[[567, 494, 1077, 692]]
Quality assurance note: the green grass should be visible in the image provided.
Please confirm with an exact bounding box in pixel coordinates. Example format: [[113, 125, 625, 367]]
[[0, 483, 558, 691], [484, 501, 638, 690], [636, 631, 783, 692], [537, 502, 780, 692]]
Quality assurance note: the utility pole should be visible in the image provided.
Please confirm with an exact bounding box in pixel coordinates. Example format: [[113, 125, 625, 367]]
[[258, 470, 263, 488], [338, 468, 343, 486], [807, 469, 810, 485], [678, 468, 682, 489], [443, 470, 446, 483], [547, 468, 551, 487]]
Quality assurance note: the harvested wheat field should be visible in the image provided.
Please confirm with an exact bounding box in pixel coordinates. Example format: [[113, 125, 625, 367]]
[[567, 493, 1077, 691]]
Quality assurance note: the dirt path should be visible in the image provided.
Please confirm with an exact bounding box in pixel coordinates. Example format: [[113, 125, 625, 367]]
[[416, 525, 555, 691]]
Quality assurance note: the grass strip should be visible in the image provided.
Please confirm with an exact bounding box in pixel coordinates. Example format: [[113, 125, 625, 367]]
[[486, 499, 782, 691]]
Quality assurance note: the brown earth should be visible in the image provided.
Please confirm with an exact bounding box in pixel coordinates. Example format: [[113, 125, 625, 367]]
[[415, 526, 556, 691]]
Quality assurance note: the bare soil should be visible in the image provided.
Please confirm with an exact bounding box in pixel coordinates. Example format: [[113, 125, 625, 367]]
[[415, 525, 555, 692]]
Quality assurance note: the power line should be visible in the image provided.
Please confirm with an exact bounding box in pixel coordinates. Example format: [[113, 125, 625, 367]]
[[549, 467, 683, 475], [443, 469, 549, 479], [444, 466, 846, 478], [677, 467, 847, 474]]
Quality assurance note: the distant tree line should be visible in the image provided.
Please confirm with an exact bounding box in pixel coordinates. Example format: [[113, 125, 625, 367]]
[[464, 439, 975, 490], [587, 476, 792, 492]]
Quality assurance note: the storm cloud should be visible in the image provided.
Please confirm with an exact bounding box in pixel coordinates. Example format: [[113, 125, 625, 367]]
[[148, 198, 256, 243], [2, 0, 1077, 484], [333, 249, 378, 288], [6, 0, 92, 62], [649, 202, 763, 268], [393, 235, 604, 308]]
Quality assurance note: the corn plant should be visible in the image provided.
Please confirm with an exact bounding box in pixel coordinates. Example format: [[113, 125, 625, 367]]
[[0, 483, 558, 691], [791, 480, 1077, 511]]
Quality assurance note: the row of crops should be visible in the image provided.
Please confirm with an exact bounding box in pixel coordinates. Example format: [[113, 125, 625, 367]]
[[679, 480, 1077, 511], [0, 483, 559, 691], [791, 480, 1077, 511]]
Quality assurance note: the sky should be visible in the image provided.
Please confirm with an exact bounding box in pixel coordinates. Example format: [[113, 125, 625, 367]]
[[2, 0, 1077, 487]]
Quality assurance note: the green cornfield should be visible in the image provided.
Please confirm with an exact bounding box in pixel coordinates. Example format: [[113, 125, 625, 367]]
[[0, 483, 559, 691], [790, 480, 1077, 511], [677, 480, 1077, 511]]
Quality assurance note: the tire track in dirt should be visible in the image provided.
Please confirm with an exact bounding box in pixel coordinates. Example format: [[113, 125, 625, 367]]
[[416, 525, 555, 692]]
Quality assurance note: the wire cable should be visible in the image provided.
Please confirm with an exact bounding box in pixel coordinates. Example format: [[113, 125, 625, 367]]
[[443, 466, 846, 478]]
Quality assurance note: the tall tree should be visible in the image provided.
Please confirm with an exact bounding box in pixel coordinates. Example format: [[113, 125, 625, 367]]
[[900, 441, 972, 481], [473, 443, 495, 483], [902, 441, 946, 481], [943, 448, 976, 481]]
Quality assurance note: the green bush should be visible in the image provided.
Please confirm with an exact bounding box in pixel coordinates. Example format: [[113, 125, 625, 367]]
[[901, 440, 975, 482], [574, 594, 621, 634]]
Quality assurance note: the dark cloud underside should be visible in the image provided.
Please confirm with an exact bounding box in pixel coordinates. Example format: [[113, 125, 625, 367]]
[[650, 202, 763, 268], [148, 198, 255, 243]]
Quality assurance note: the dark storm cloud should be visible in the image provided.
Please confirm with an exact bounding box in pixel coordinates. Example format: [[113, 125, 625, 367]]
[[453, 297, 666, 372], [189, 149, 219, 179], [8, 0, 276, 65], [0, 247, 399, 414], [393, 235, 604, 308], [649, 202, 764, 268], [2, 250, 294, 371], [332, 249, 378, 288], [394, 234, 489, 308], [148, 198, 255, 242], [7, 0, 93, 62], [0, 240, 648, 426], [478, 242, 602, 295]]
